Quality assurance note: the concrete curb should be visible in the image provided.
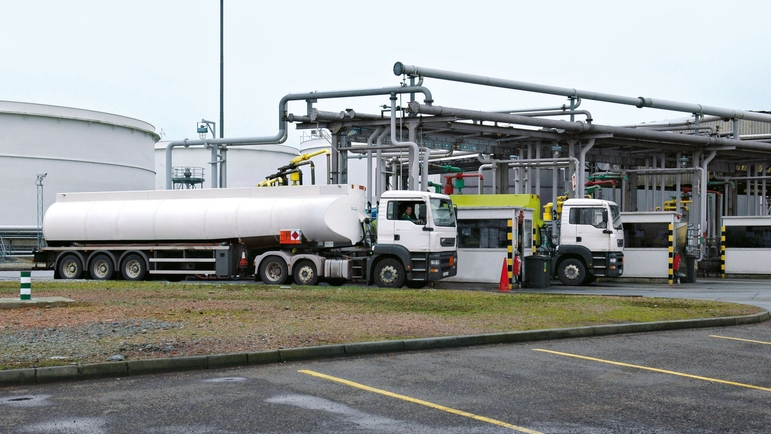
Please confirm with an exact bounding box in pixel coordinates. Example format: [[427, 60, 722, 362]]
[[1, 310, 768, 387], [0, 297, 76, 309]]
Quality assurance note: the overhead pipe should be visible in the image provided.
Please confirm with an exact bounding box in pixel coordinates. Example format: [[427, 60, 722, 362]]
[[639, 124, 717, 134], [394, 62, 771, 124], [406, 102, 771, 152], [165, 84, 434, 189], [578, 139, 596, 198], [376, 128, 389, 199], [620, 115, 724, 129], [477, 163, 494, 194], [497, 98, 582, 114], [365, 127, 383, 205], [475, 156, 579, 196], [390, 93, 420, 190], [699, 151, 717, 258], [513, 109, 593, 123]]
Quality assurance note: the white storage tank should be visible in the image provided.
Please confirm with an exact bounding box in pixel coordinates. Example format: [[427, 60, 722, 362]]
[[154, 141, 301, 189], [0, 101, 159, 228]]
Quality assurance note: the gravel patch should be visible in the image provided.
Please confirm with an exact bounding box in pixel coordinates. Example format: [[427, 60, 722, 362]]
[[0, 319, 178, 368]]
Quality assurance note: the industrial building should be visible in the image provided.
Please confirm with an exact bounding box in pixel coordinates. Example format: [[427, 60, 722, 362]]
[[4, 62, 771, 279]]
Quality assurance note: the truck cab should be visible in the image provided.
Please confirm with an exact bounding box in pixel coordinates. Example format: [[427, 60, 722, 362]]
[[372, 191, 458, 287], [555, 198, 624, 285]]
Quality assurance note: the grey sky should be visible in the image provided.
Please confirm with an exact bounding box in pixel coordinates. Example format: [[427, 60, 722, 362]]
[[3, 0, 770, 147]]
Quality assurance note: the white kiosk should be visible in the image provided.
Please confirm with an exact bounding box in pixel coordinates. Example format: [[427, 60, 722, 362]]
[[620, 212, 690, 283]]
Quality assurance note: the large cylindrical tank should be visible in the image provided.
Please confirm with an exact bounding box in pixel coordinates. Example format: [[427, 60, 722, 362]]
[[0, 101, 159, 228], [43, 185, 367, 248], [154, 142, 301, 189]]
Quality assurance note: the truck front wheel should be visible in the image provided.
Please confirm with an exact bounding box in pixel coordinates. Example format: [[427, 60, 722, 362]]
[[58, 254, 83, 280], [374, 258, 405, 288], [260, 256, 288, 285], [557, 258, 586, 286]]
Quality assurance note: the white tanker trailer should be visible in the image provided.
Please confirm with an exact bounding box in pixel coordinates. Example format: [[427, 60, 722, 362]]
[[35, 184, 458, 288]]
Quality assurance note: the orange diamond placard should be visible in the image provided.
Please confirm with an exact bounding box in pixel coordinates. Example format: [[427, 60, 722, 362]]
[[280, 229, 302, 244]]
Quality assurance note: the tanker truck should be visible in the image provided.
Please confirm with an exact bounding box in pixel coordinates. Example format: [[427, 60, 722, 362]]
[[34, 184, 458, 288]]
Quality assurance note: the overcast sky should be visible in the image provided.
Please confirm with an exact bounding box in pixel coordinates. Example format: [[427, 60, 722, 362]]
[[3, 0, 770, 148]]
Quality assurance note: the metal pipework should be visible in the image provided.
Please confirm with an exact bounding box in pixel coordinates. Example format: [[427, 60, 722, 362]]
[[165, 84, 434, 189], [498, 98, 582, 114], [394, 61, 771, 124], [407, 102, 771, 152], [365, 127, 383, 205], [475, 156, 579, 195], [510, 109, 593, 123], [390, 94, 420, 190]]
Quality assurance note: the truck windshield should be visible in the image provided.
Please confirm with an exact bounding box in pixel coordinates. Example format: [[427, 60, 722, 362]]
[[430, 198, 456, 227], [610, 205, 622, 230]]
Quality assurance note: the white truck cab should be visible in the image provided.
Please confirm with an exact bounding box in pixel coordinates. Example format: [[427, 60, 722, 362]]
[[372, 190, 458, 286], [555, 198, 624, 285]]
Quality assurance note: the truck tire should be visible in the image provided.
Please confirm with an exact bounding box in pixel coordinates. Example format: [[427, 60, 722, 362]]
[[58, 254, 83, 280], [557, 258, 586, 286], [374, 258, 405, 288], [581, 273, 596, 286], [89, 254, 114, 280], [260, 256, 288, 285], [292, 260, 319, 286], [121, 254, 147, 281]]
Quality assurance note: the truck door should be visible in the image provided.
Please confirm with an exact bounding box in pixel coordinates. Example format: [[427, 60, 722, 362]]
[[390, 200, 430, 252], [571, 207, 612, 252]]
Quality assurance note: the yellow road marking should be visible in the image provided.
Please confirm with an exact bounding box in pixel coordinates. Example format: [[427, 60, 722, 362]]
[[534, 349, 771, 393], [710, 335, 771, 345], [299, 369, 542, 434]]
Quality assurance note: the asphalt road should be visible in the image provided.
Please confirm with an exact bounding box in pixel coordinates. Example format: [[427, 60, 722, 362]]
[[2, 321, 770, 433], [2, 277, 771, 433]]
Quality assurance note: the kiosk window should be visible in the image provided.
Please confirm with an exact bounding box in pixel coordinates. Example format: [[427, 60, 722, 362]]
[[458, 219, 509, 248], [622, 222, 669, 248], [724, 225, 771, 248]]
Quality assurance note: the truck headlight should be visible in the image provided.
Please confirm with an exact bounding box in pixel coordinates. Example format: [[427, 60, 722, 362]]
[[430, 259, 440, 266], [610, 258, 617, 263]]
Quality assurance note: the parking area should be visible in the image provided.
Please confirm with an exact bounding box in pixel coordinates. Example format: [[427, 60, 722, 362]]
[[3, 319, 770, 433]]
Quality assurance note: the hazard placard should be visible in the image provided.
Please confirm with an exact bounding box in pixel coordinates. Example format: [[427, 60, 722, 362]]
[[280, 229, 302, 244]]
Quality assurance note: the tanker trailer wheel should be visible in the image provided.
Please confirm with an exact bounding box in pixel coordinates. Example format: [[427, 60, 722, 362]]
[[259, 256, 288, 285], [557, 258, 586, 286], [58, 254, 83, 280], [89, 254, 114, 280], [121, 254, 147, 281], [292, 260, 319, 286], [374, 258, 405, 288]]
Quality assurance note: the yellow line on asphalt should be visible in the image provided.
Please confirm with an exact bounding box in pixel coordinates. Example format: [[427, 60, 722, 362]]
[[298, 369, 542, 434], [533, 349, 771, 393], [710, 335, 771, 345]]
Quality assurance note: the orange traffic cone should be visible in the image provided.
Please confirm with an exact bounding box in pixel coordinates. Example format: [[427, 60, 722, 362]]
[[498, 258, 510, 292], [238, 251, 248, 268]]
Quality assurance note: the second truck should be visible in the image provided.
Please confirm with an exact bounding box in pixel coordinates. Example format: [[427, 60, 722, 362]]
[[543, 197, 625, 285]]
